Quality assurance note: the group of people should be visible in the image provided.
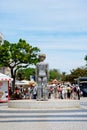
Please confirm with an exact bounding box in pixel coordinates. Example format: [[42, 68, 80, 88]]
[[11, 85, 37, 100], [11, 82, 81, 100], [48, 83, 80, 100]]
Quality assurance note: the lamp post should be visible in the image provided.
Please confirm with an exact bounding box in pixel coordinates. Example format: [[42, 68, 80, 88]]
[[0, 33, 4, 45]]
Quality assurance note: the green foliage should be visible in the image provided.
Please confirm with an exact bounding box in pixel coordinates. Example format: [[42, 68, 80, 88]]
[[9, 39, 40, 65], [70, 67, 87, 77], [0, 39, 40, 91], [0, 39, 40, 68], [49, 69, 61, 81], [0, 40, 11, 67], [84, 55, 87, 66], [63, 67, 87, 84], [16, 68, 35, 80]]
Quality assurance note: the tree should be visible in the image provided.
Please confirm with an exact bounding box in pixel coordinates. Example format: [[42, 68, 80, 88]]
[[84, 55, 87, 66], [0, 39, 40, 91], [16, 67, 35, 80], [49, 69, 61, 81], [61, 72, 66, 82], [63, 67, 87, 84]]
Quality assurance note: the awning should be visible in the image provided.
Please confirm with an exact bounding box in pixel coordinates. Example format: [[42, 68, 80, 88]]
[[15, 80, 29, 86], [0, 73, 13, 81]]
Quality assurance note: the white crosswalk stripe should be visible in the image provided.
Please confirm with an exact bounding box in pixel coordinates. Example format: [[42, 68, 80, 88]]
[[0, 98, 87, 130], [0, 109, 87, 122]]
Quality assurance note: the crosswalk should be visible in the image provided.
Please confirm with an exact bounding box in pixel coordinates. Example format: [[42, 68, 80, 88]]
[[0, 109, 87, 123]]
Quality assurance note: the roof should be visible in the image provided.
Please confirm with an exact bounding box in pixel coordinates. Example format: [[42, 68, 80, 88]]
[[0, 73, 13, 81]]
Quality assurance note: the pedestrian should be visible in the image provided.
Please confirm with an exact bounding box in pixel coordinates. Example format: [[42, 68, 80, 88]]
[[33, 85, 37, 99], [76, 85, 80, 100], [67, 85, 71, 99]]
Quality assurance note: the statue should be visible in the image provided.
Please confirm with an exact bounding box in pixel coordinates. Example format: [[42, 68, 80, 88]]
[[36, 54, 49, 101]]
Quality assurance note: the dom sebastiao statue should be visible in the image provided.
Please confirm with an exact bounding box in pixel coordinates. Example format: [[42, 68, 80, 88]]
[[36, 54, 49, 101]]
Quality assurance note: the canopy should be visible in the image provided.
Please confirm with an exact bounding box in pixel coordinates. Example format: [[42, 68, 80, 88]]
[[15, 80, 37, 87], [0, 73, 13, 81], [15, 80, 29, 86], [0, 73, 13, 102]]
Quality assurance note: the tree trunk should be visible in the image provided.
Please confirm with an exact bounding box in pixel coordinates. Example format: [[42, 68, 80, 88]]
[[11, 68, 16, 92]]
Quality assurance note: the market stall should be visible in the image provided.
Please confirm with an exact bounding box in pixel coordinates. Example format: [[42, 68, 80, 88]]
[[0, 73, 13, 102]]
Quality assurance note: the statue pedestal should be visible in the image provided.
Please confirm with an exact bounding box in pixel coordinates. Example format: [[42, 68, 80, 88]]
[[8, 99, 80, 109]]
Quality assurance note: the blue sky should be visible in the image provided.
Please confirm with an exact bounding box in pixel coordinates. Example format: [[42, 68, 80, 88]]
[[0, 0, 87, 73]]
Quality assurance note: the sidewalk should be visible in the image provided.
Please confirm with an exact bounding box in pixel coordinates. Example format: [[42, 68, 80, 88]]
[[0, 97, 87, 110]]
